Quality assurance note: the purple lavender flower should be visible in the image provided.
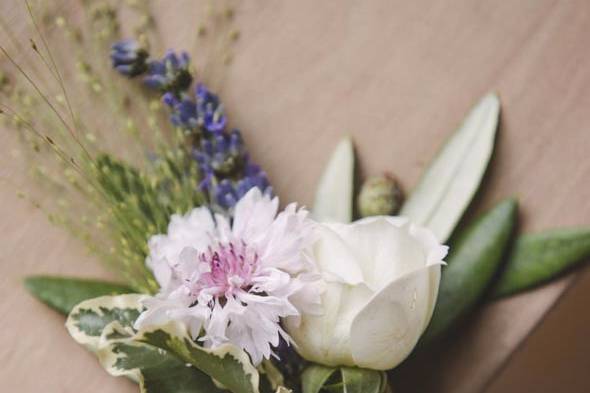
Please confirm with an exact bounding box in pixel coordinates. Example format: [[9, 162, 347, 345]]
[[162, 93, 199, 130], [192, 129, 272, 210], [163, 84, 227, 135], [110, 40, 149, 77], [194, 130, 245, 176], [108, 40, 272, 212], [144, 50, 193, 94], [196, 84, 227, 133], [212, 169, 272, 210]]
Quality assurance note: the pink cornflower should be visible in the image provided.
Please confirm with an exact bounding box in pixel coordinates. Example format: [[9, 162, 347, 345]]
[[134, 188, 323, 364]]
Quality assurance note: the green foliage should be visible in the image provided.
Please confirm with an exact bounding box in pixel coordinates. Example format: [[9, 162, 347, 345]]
[[301, 364, 337, 393], [93, 152, 205, 293], [105, 340, 225, 393], [24, 275, 133, 315], [422, 199, 517, 343], [493, 228, 590, 298], [301, 364, 386, 393], [66, 294, 260, 393], [139, 324, 260, 393], [74, 306, 141, 336]]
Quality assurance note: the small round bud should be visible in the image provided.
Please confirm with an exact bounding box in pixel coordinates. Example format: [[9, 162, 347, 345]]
[[357, 174, 403, 217]]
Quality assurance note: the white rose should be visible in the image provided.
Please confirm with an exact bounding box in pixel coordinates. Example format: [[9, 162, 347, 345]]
[[285, 216, 447, 370]]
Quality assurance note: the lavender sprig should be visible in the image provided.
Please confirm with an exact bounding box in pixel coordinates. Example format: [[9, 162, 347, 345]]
[[110, 40, 272, 212]]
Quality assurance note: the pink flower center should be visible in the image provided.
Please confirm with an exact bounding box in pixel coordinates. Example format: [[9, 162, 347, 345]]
[[196, 241, 259, 298]]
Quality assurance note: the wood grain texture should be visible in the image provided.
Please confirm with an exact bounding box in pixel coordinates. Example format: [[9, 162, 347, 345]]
[[1, 1, 589, 392]]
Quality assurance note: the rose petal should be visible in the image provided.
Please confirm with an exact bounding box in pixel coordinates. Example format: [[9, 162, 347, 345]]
[[349, 264, 441, 370], [325, 217, 431, 291], [313, 225, 364, 285]]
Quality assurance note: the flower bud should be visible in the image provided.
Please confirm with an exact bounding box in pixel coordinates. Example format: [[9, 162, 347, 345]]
[[357, 174, 403, 217], [110, 40, 149, 77]]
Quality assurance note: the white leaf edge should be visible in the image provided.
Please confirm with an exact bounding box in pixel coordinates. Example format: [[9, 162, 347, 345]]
[[96, 321, 144, 385], [67, 295, 260, 393], [400, 93, 500, 242], [65, 294, 147, 353], [312, 137, 355, 223]]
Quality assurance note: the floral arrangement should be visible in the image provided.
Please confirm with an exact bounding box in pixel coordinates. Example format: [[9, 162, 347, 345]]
[[3, 2, 590, 392]]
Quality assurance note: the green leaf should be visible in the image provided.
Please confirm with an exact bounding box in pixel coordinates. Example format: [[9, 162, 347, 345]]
[[302, 364, 337, 393], [138, 322, 260, 393], [302, 365, 386, 393], [339, 367, 385, 393], [25, 275, 134, 315], [492, 228, 590, 298], [97, 323, 224, 393], [66, 294, 145, 352], [400, 93, 500, 242], [312, 137, 355, 223], [66, 295, 259, 393], [421, 199, 517, 342]]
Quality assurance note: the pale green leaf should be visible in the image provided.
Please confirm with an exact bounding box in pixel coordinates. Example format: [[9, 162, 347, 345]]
[[137, 322, 260, 393], [340, 368, 385, 393], [312, 137, 354, 223], [301, 364, 337, 393], [400, 93, 500, 242]]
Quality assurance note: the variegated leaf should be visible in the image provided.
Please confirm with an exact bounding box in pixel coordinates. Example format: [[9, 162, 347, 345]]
[[137, 322, 260, 393], [97, 322, 224, 393], [259, 359, 285, 391], [66, 294, 146, 352]]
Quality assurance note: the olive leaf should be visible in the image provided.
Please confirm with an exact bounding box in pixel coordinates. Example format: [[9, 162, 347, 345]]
[[25, 275, 134, 315], [492, 228, 590, 298], [312, 137, 355, 223], [137, 322, 260, 393], [400, 94, 500, 242], [421, 199, 517, 343]]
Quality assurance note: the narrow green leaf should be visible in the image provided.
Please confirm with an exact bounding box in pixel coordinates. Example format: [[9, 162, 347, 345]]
[[340, 367, 384, 393], [138, 323, 260, 393], [312, 137, 354, 223], [25, 275, 134, 315], [400, 94, 500, 242], [422, 199, 517, 342], [492, 228, 590, 298], [301, 364, 337, 393]]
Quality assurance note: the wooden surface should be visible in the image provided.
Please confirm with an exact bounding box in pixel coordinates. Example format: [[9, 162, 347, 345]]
[[1, 1, 590, 392]]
